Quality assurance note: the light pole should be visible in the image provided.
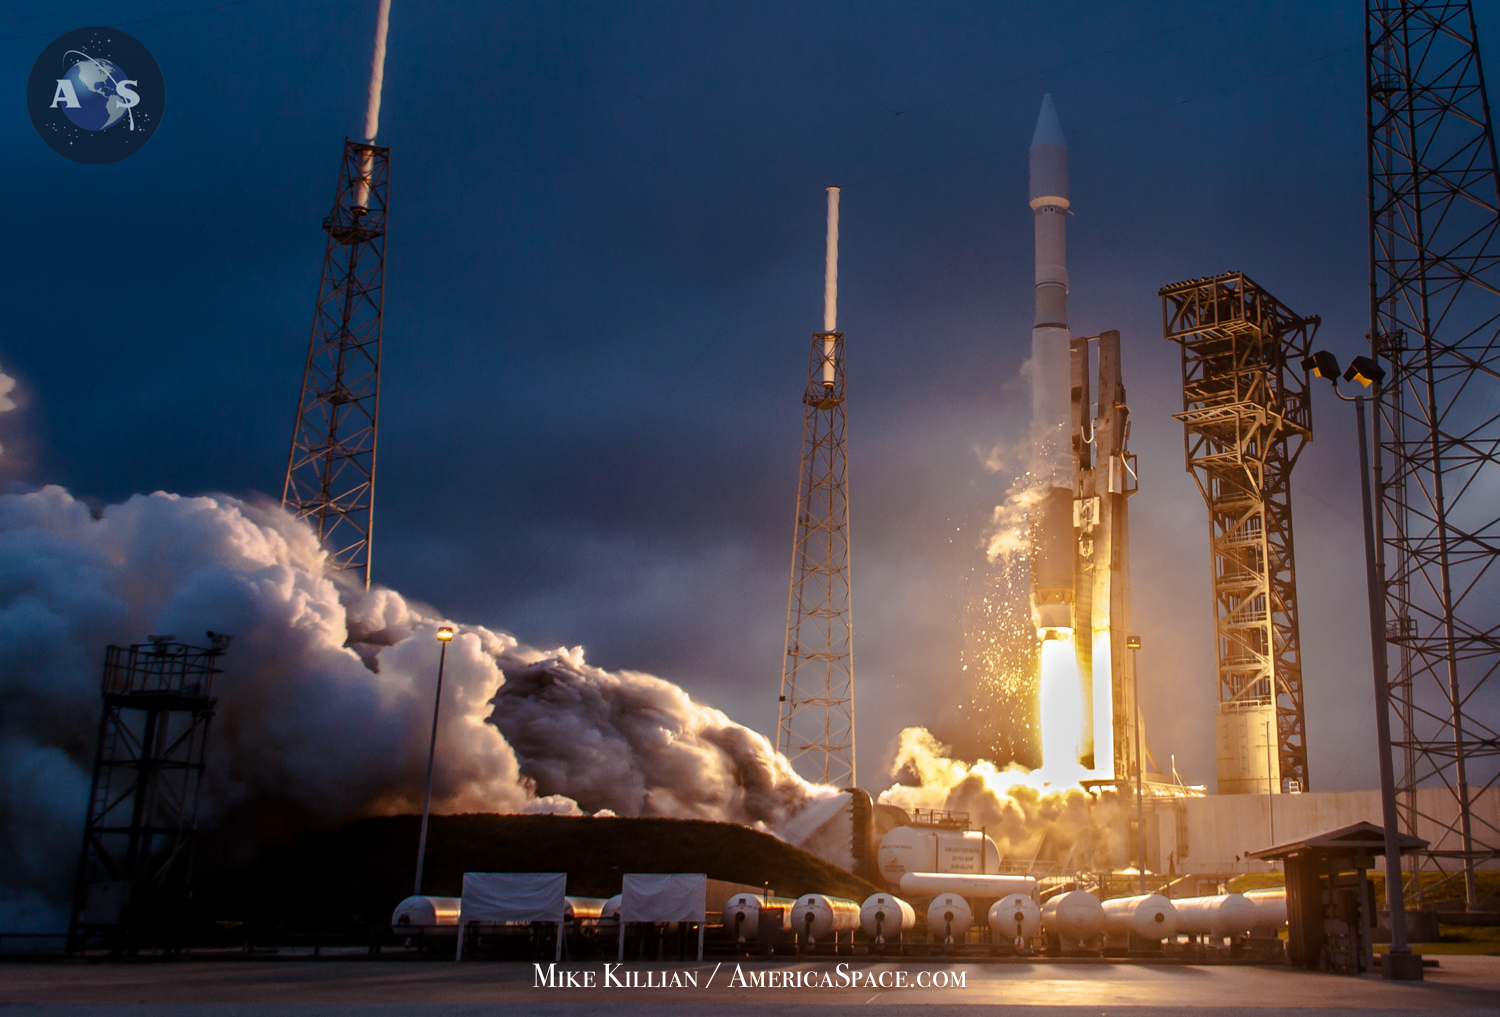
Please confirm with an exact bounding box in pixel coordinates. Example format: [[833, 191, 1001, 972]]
[[1127, 635, 1144, 894], [414, 625, 454, 896], [1302, 351, 1416, 973]]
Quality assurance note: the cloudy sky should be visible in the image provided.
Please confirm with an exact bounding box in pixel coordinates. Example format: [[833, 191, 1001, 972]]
[[6, 0, 1479, 796]]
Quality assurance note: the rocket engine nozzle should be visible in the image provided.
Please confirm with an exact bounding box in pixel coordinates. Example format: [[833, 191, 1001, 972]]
[[1030, 485, 1075, 638]]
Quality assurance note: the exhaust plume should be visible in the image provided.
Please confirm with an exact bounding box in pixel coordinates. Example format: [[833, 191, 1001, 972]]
[[0, 485, 837, 931]]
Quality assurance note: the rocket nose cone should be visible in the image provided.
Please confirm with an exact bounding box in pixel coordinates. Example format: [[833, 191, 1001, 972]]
[[1031, 93, 1066, 149]]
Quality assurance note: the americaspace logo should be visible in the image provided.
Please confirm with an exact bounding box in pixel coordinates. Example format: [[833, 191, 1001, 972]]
[[28, 27, 165, 164]]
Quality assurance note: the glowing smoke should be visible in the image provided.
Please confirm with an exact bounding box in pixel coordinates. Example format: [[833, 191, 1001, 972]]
[[878, 727, 1127, 872], [0, 485, 838, 930]]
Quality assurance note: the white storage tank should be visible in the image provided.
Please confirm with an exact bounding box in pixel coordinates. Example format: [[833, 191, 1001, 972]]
[[926, 893, 973, 945], [564, 897, 608, 922], [898, 872, 1038, 900], [391, 895, 460, 932], [1041, 889, 1104, 947], [1242, 888, 1288, 933], [1173, 893, 1257, 938], [722, 894, 796, 942], [1102, 893, 1178, 942], [790, 894, 860, 947], [878, 826, 1001, 883], [859, 893, 916, 944], [988, 893, 1041, 943]]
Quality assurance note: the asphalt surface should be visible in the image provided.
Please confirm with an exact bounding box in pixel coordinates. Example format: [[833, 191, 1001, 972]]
[[1, 956, 1498, 1015]]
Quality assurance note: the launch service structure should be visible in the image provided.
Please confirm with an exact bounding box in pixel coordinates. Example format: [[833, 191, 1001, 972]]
[[1159, 272, 1319, 796], [1026, 95, 1143, 782], [778, 187, 856, 787], [282, 0, 393, 590]]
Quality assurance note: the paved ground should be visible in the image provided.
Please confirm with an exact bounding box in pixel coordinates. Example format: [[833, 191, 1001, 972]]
[[1, 956, 1498, 1015]]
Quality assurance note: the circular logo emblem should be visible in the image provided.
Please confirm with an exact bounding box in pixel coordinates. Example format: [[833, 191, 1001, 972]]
[[28, 27, 165, 164]]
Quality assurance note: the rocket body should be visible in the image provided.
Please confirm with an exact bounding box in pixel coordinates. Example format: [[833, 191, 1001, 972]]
[[1029, 94, 1075, 637]]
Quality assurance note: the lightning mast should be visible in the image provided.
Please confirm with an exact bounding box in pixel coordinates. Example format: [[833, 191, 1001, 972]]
[[1367, 0, 1500, 909], [777, 187, 855, 787], [282, 0, 392, 589]]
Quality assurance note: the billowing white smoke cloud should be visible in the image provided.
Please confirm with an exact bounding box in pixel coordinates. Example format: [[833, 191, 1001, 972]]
[[0, 486, 835, 931]]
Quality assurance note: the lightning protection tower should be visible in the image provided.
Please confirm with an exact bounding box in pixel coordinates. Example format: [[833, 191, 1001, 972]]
[[68, 633, 231, 955], [1161, 272, 1319, 796], [1367, 0, 1500, 909], [282, 0, 392, 590], [777, 187, 855, 787]]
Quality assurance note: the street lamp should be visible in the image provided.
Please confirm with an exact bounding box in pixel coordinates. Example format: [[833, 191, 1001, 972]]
[[414, 625, 455, 896], [1301, 350, 1417, 970], [1127, 635, 1144, 894]]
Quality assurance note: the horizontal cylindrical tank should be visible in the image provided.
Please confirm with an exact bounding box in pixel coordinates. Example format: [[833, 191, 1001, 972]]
[[1243, 888, 1288, 933], [722, 894, 796, 941], [899, 872, 1037, 900], [927, 893, 973, 944], [1102, 894, 1177, 941], [600, 894, 622, 922], [860, 893, 916, 943], [790, 894, 860, 945], [988, 893, 1041, 941], [1042, 889, 1104, 944], [1173, 893, 1258, 937], [878, 826, 1002, 883], [391, 895, 460, 930], [564, 896, 608, 921]]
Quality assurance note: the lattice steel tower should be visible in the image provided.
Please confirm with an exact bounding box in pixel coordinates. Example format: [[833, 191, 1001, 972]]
[[777, 187, 855, 787], [282, 1, 392, 590], [282, 141, 388, 589], [1368, 0, 1500, 908], [1161, 273, 1319, 795], [68, 634, 231, 954]]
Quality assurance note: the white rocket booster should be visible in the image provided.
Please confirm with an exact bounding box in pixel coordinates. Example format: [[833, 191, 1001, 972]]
[[1029, 94, 1075, 638]]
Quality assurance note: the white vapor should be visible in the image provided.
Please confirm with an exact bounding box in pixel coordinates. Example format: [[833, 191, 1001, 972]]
[[0, 485, 839, 931]]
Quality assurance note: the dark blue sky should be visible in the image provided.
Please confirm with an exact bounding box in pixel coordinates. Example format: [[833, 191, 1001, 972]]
[[6, 0, 1481, 793]]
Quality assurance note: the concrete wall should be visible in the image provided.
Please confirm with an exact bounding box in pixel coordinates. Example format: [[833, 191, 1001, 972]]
[[1148, 786, 1500, 875]]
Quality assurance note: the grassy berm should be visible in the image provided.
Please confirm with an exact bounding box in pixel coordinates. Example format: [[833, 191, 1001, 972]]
[[197, 813, 879, 933]]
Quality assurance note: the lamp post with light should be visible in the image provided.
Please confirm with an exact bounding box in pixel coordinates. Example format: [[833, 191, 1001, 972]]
[[1127, 635, 1144, 894], [1301, 350, 1417, 974], [414, 625, 455, 896]]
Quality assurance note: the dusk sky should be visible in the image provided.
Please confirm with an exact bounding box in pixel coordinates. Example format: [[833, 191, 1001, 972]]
[[5, 0, 1477, 796]]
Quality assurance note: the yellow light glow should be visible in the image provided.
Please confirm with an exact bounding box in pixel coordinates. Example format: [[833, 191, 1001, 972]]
[[437, 626, 454, 641]]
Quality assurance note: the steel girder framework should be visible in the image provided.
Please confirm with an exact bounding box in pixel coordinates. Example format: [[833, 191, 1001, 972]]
[[777, 331, 855, 787], [68, 635, 230, 953], [1161, 273, 1319, 793], [1367, 0, 1500, 908], [283, 139, 389, 589]]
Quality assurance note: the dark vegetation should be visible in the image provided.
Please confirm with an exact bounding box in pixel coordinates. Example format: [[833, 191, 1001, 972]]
[[197, 813, 880, 934]]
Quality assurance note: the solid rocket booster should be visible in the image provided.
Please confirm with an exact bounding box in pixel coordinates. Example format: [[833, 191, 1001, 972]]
[[1029, 94, 1075, 638]]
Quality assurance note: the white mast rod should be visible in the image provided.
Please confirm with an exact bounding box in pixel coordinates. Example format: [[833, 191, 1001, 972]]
[[822, 186, 840, 386]]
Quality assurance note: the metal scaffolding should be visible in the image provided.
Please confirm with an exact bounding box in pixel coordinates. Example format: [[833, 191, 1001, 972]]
[[1367, 0, 1500, 908], [283, 139, 389, 589], [1161, 272, 1319, 794], [777, 330, 855, 787], [68, 634, 230, 954]]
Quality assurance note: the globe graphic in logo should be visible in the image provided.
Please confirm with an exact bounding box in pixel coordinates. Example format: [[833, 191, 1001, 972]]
[[59, 52, 136, 131]]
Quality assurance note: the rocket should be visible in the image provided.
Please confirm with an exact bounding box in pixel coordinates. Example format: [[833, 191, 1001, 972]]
[[1028, 94, 1075, 641]]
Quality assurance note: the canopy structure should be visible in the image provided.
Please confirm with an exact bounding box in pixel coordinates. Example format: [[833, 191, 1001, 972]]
[[619, 873, 708, 960], [456, 872, 567, 961]]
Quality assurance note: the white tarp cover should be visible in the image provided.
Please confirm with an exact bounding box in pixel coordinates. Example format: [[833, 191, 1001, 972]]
[[459, 872, 567, 923], [621, 873, 707, 923]]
